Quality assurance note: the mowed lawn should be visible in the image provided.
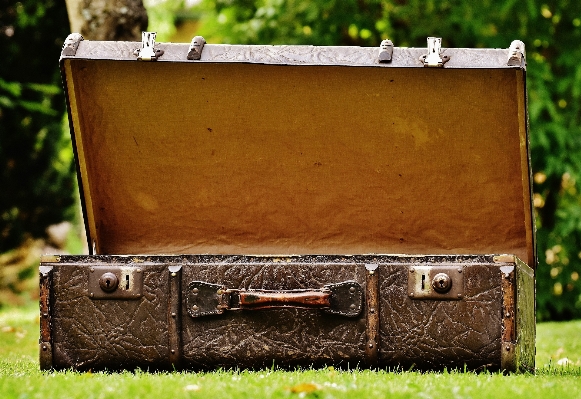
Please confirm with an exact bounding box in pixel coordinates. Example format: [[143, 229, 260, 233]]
[[0, 302, 580, 399]]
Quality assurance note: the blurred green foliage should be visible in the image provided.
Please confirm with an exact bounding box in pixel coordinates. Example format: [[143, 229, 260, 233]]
[[191, 0, 581, 320], [0, 1, 76, 253], [2, 0, 581, 320]]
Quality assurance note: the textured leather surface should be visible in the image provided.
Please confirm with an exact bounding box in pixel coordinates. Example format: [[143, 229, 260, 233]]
[[46, 255, 510, 371], [51, 263, 171, 370], [181, 262, 367, 369], [379, 263, 501, 370]]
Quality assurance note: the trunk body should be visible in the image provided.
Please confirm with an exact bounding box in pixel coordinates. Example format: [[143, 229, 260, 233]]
[[46, 36, 535, 372]]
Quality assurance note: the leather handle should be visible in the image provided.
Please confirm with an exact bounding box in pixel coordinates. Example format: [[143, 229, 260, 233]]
[[237, 290, 331, 309], [187, 281, 362, 318]]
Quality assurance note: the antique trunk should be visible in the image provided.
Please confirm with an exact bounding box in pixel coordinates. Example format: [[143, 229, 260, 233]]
[[41, 34, 535, 372]]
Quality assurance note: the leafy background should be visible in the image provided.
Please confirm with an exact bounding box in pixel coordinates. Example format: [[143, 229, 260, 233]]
[[1, 0, 581, 320]]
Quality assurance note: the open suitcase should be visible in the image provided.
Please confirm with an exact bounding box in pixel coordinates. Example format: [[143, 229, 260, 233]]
[[40, 33, 535, 372]]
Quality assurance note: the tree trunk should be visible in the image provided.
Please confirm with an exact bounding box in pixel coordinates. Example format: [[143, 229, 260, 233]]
[[65, 0, 148, 41]]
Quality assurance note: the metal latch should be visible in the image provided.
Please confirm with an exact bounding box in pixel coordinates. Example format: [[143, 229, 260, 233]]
[[421, 37, 449, 67], [408, 265, 464, 300], [187, 36, 206, 60], [88, 266, 143, 299], [187, 281, 363, 318], [134, 32, 164, 61], [378, 39, 393, 63], [507, 40, 525, 67]]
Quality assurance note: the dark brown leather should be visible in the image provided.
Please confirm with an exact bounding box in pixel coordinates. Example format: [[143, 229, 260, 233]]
[[42, 254, 534, 371]]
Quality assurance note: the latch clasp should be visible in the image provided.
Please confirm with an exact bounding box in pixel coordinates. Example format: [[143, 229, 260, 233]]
[[378, 39, 394, 63], [421, 37, 449, 67], [507, 40, 525, 67], [134, 32, 164, 61], [408, 265, 464, 300]]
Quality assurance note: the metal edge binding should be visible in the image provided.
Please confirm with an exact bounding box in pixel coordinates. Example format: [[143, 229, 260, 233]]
[[187, 36, 206, 60], [61, 33, 84, 57], [507, 40, 526, 68], [500, 264, 516, 373], [378, 39, 393, 63], [134, 31, 164, 61], [40, 255, 61, 263], [421, 37, 450, 67], [39, 265, 54, 370], [493, 254, 516, 264], [514, 258, 536, 373]]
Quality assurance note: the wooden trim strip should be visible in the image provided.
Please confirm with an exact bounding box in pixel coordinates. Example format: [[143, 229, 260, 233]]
[[168, 265, 182, 367], [365, 264, 380, 367]]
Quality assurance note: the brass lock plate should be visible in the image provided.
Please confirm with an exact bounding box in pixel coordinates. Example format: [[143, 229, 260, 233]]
[[407, 265, 464, 300], [88, 266, 143, 299]]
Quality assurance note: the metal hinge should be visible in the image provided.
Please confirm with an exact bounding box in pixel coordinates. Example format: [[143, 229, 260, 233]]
[[421, 37, 450, 67], [134, 32, 164, 61]]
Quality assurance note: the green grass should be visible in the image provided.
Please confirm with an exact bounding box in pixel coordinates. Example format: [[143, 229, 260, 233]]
[[0, 303, 580, 399]]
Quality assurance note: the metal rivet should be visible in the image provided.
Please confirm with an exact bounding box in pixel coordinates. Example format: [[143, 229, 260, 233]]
[[457, 268, 462, 273], [369, 270, 374, 275], [410, 267, 415, 273], [171, 312, 176, 318], [90, 268, 95, 273], [409, 292, 414, 297], [457, 293, 463, 299], [506, 345, 511, 351], [171, 349, 175, 354], [43, 313, 48, 318], [368, 343, 374, 349], [171, 272, 177, 277], [349, 287, 356, 294], [369, 308, 375, 314], [136, 269, 142, 273], [42, 345, 47, 351], [217, 289, 223, 295], [350, 304, 356, 310], [192, 305, 198, 311], [192, 288, 199, 294], [505, 312, 511, 318], [136, 294, 141, 298], [90, 292, 94, 298]]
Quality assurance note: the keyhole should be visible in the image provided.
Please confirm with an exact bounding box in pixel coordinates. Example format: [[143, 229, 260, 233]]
[[431, 273, 452, 293], [126, 275, 130, 289], [421, 274, 426, 290], [99, 272, 119, 292]]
